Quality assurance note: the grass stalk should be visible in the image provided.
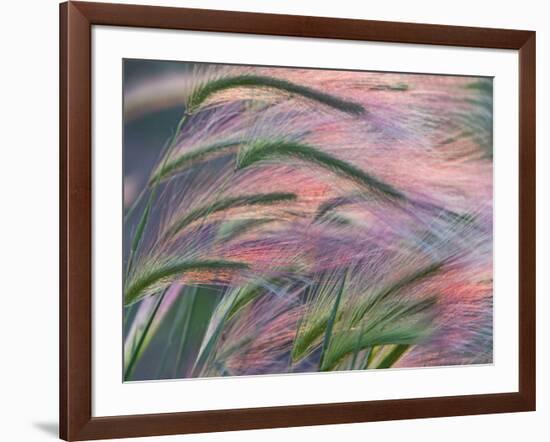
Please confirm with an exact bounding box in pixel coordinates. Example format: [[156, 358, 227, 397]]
[[237, 140, 405, 200], [124, 289, 167, 381], [375, 344, 411, 369], [187, 74, 365, 115], [124, 259, 248, 306], [161, 192, 296, 241], [360, 347, 374, 370], [155, 286, 189, 378], [173, 287, 198, 378], [318, 272, 347, 370], [125, 114, 188, 279]]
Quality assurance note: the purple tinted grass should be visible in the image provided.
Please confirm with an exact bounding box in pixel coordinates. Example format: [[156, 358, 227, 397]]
[[124, 63, 493, 377]]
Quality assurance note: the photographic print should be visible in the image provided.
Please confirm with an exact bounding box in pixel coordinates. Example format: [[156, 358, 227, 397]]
[[122, 59, 493, 382]]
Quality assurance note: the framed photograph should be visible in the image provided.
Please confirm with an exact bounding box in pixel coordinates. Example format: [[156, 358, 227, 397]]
[[60, 1, 536, 440]]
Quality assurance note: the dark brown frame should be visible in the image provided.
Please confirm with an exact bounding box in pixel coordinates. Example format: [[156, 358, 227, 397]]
[[60, 1, 536, 440]]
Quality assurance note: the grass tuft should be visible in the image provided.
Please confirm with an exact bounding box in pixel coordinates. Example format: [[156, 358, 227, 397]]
[[150, 140, 242, 184], [237, 140, 405, 200], [161, 192, 297, 241], [187, 74, 366, 115], [124, 259, 248, 306]]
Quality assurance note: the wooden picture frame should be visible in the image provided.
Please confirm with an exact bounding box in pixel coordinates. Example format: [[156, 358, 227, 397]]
[[60, 1, 536, 440]]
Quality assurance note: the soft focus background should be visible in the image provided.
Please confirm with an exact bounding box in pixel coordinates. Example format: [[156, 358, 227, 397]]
[[0, 0, 547, 441], [123, 60, 189, 211]]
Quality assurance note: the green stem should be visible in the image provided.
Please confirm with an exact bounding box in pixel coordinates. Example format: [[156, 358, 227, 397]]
[[125, 114, 188, 279], [155, 286, 188, 378], [124, 185, 148, 223], [173, 287, 198, 378], [123, 302, 139, 335], [319, 272, 347, 370], [350, 323, 366, 370], [190, 286, 242, 377], [376, 344, 411, 369], [360, 347, 374, 370], [124, 289, 167, 381]]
